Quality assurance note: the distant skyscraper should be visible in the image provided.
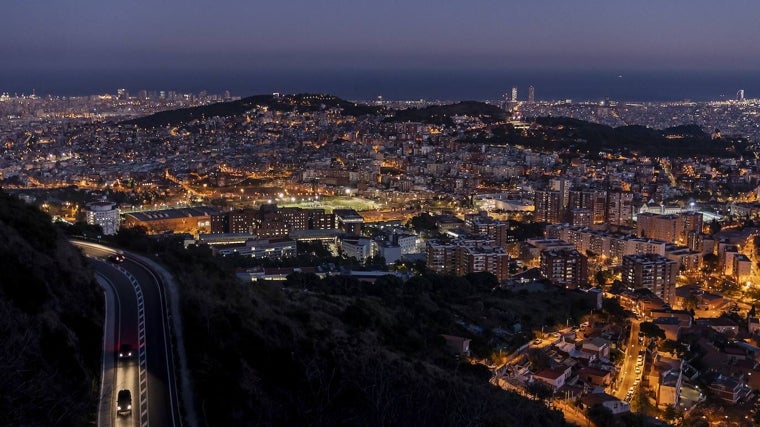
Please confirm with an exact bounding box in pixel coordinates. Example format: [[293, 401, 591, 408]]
[[116, 88, 128, 100], [511, 86, 518, 102], [528, 85, 535, 103], [737, 89, 745, 101]]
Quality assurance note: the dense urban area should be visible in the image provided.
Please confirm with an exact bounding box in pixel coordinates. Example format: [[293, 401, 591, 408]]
[[5, 88, 760, 426]]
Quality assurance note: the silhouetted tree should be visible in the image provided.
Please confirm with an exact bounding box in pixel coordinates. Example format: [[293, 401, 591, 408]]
[[639, 322, 666, 340]]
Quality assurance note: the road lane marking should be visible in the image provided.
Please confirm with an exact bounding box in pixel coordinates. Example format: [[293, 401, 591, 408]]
[[115, 265, 150, 427]]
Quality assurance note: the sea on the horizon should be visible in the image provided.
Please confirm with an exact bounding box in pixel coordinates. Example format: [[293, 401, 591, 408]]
[[0, 68, 757, 103]]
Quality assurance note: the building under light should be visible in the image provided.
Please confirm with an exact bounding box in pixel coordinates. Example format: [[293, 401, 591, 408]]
[[621, 254, 677, 304], [85, 201, 120, 235]]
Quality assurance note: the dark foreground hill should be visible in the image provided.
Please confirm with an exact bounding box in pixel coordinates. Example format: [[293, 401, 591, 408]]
[[0, 190, 103, 426], [113, 234, 570, 427], [122, 93, 383, 128]]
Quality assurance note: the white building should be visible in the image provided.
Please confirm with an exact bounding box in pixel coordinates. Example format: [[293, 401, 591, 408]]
[[340, 238, 372, 262], [85, 201, 120, 235], [396, 233, 420, 254]]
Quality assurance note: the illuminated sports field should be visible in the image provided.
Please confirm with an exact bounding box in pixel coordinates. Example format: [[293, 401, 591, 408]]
[[277, 196, 380, 212]]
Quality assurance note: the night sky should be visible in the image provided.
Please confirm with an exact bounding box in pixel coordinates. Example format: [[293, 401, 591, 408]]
[[3, 0, 760, 72]]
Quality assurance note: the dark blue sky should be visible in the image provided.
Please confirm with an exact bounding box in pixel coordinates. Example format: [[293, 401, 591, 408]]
[[3, 0, 760, 72]]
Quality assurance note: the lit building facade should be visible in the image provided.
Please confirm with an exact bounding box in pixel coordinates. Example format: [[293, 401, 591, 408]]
[[540, 248, 588, 288], [621, 254, 677, 304], [85, 201, 120, 235]]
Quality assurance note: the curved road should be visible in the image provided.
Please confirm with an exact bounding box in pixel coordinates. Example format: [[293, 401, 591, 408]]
[[77, 241, 182, 427]]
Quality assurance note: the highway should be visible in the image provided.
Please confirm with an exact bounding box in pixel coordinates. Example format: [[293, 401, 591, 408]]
[[76, 241, 182, 427]]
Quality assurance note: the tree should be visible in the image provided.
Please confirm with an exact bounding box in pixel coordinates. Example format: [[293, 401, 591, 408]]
[[682, 295, 699, 312], [60, 220, 103, 238], [708, 219, 721, 235], [526, 381, 553, 401], [595, 270, 611, 287], [601, 297, 627, 320], [586, 404, 615, 427], [639, 322, 666, 340], [526, 348, 552, 371], [663, 404, 680, 422], [284, 271, 321, 289], [465, 271, 499, 291], [702, 253, 719, 273], [408, 213, 437, 232], [659, 339, 678, 355]]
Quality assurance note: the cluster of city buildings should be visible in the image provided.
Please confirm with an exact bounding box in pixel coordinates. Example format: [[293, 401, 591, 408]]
[[516, 97, 760, 142], [10, 88, 760, 422]]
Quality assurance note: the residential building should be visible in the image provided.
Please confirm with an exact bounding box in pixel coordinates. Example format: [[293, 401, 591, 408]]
[[606, 191, 634, 226], [333, 208, 364, 236], [708, 375, 745, 405], [533, 366, 571, 390], [340, 237, 372, 262], [539, 248, 588, 288], [621, 254, 677, 304], [85, 200, 119, 235], [534, 190, 563, 224], [426, 240, 510, 281]]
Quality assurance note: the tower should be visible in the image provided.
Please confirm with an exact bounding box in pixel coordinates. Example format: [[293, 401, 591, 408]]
[[528, 85, 535, 103], [511, 86, 518, 102], [534, 190, 563, 224], [737, 89, 745, 101]]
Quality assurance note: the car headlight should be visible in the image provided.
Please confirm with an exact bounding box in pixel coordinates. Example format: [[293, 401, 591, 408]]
[[127, 405, 131, 409], [119, 353, 124, 357], [117, 405, 122, 410]]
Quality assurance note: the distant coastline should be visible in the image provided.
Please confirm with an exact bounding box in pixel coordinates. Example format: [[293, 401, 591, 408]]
[[1, 68, 757, 103]]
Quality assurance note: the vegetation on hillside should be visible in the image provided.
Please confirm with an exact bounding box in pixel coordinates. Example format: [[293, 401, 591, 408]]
[[386, 101, 506, 125], [0, 189, 103, 426], [469, 116, 748, 158], [112, 231, 579, 426], [122, 93, 382, 128]]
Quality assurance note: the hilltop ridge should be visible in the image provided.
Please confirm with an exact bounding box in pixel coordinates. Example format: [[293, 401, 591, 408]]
[[122, 93, 383, 128]]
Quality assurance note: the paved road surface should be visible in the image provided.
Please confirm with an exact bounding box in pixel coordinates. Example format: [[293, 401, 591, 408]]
[[77, 241, 181, 427]]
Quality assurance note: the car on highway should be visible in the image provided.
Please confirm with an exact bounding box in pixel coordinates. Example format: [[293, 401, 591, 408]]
[[635, 367, 641, 374], [108, 254, 126, 263], [118, 343, 133, 359], [117, 389, 132, 415], [533, 339, 542, 345]]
